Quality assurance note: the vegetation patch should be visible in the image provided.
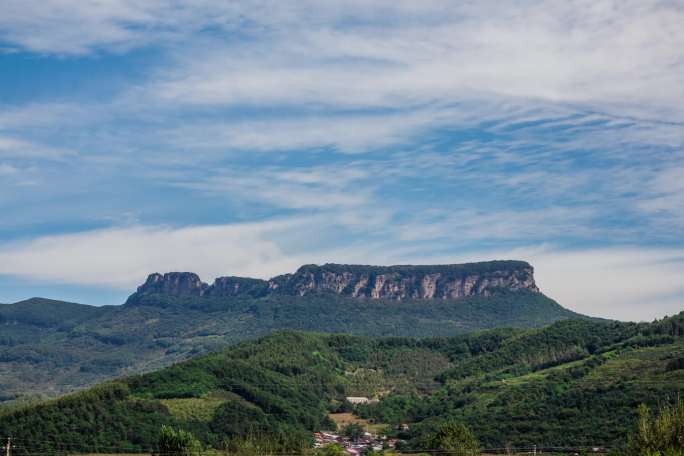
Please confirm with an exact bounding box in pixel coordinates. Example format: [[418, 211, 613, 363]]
[[160, 395, 227, 422]]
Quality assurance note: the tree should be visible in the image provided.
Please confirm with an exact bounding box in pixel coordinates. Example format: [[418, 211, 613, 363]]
[[156, 425, 202, 456], [424, 421, 479, 456], [223, 436, 268, 456], [628, 398, 684, 456], [342, 423, 366, 441]]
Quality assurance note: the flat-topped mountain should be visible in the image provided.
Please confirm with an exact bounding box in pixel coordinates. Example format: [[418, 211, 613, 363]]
[[129, 260, 539, 302], [1, 260, 584, 403]]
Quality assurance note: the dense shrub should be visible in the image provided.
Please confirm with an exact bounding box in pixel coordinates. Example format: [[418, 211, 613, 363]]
[[422, 421, 479, 456], [156, 425, 202, 456]]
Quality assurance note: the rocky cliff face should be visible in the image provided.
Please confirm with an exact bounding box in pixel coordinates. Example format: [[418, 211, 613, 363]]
[[267, 261, 539, 299], [129, 260, 539, 303], [136, 272, 208, 297]]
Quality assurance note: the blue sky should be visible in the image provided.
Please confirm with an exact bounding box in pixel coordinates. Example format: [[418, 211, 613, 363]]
[[0, 1, 683, 320]]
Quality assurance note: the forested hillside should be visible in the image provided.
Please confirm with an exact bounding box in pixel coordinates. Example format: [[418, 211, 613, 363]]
[[359, 314, 684, 449], [1, 261, 582, 402], [1, 313, 683, 454]]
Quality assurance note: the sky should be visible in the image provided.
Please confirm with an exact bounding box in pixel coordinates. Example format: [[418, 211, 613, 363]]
[[0, 0, 683, 321]]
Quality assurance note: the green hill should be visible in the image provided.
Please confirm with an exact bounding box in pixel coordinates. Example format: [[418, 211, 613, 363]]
[[1, 313, 683, 454], [359, 314, 684, 449], [0, 261, 584, 402]]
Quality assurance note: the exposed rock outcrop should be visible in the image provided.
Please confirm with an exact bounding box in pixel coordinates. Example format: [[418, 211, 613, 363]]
[[128, 260, 539, 303], [136, 272, 209, 297], [267, 261, 539, 299]]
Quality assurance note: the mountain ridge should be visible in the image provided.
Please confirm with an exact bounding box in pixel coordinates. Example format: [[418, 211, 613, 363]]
[[127, 260, 539, 303]]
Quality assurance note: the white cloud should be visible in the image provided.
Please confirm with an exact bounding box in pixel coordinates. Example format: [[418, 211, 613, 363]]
[[0, 1, 475, 55], [0, 103, 86, 130], [0, 222, 302, 289], [527, 247, 684, 322], [0, 0, 162, 55], [0, 215, 397, 290], [0, 135, 74, 160], [135, 98, 682, 160], [3, 1, 681, 119], [392, 207, 604, 243], [177, 166, 374, 210], [159, 110, 458, 153], [138, 0, 684, 123], [0, 0, 454, 55], [638, 166, 684, 213]]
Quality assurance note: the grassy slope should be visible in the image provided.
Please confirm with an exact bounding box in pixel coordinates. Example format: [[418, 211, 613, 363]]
[[0, 289, 579, 400]]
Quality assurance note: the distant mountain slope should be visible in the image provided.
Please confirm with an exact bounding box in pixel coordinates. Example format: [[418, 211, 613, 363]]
[[0, 298, 104, 327], [1, 314, 682, 454], [0, 261, 583, 402]]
